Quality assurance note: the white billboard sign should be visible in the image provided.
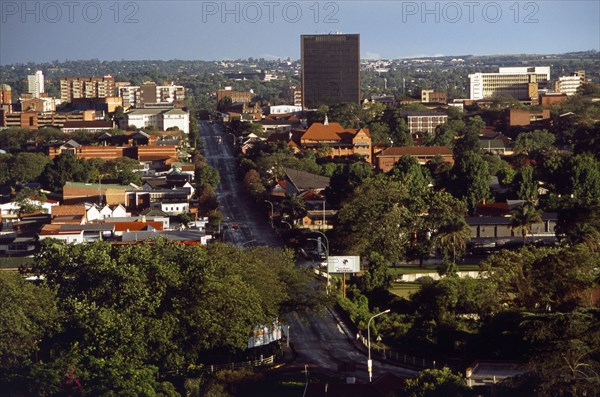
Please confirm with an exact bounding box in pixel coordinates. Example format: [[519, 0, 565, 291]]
[[328, 256, 360, 274]]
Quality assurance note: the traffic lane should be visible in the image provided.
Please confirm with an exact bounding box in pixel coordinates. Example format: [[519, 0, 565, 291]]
[[284, 309, 415, 382]]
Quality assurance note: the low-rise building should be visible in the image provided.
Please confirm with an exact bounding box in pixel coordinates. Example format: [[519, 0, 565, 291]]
[[296, 119, 372, 163], [375, 146, 453, 173], [399, 111, 448, 134], [124, 108, 189, 134]]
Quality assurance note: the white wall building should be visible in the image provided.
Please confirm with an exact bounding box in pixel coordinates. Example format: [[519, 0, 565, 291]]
[[161, 108, 189, 133], [555, 72, 585, 96], [27, 70, 44, 98], [469, 66, 551, 101], [124, 108, 189, 133], [269, 105, 302, 115]]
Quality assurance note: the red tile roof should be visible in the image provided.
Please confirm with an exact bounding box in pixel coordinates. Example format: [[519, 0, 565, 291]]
[[51, 204, 86, 216], [301, 122, 370, 141], [378, 146, 452, 157]]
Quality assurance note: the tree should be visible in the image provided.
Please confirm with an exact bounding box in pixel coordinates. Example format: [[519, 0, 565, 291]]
[[482, 245, 598, 311], [403, 367, 474, 397], [434, 216, 471, 263], [0, 272, 59, 372], [9, 152, 51, 185], [334, 178, 416, 264], [243, 169, 265, 197], [556, 205, 600, 251], [513, 129, 556, 154], [520, 310, 600, 397], [509, 202, 542, 246], [513, 165, 538, 201], [109, 157, 143, 185], [449, 152, 491, 213], [360, 252, 393, 293], [388, 155, 431, 198], [197, 164, 221, 191], [568, 154, 600, 206], [15, 187, 47, 214], [280, 194, 307, 224]]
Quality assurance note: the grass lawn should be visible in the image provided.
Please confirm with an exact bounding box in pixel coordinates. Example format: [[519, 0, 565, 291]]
[[389, 282, 421, 299], [0, 256, 34, 270]]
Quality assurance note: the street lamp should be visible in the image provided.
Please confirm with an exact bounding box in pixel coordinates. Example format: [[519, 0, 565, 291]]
[[367, 309, 391, 383], [281, 220, 293, 229], [307, 237, 329, 295], [312, 231, 330, 292]]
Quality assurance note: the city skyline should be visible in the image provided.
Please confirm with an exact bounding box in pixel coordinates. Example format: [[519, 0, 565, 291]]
[[1, 1, 599, 65]]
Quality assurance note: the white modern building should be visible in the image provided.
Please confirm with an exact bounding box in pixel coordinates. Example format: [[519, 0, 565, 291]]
[[27, 70, 44, 98], [269, 105, 302, 115], [469, 66, 551, 102], [124, 108, 189, 134], [555, 71, 585, 96]]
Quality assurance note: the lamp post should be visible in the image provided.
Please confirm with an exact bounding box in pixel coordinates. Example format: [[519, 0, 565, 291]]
[[307, 237, 329, 295], [367, 309, 391, 383], [281, 220, 293, 229], [312, 231, 330, 292], [264, 200, 274, 226]]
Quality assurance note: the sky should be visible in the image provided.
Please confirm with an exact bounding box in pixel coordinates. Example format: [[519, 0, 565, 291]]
[[0, 0, 599, 64]]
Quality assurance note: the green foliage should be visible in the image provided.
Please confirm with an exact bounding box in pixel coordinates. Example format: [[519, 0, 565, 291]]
[[449, 152, 491, 213], [513, 129, 556, 154], [359, 252, 393, 293], [512, 166, 538, 201], [388, 155, 432, 198], [568, 153, 600, 206], [8, 152, 51, 185], [0, 272, 59, 372], [403, 367, 474, 397], [520, 310, 600, 397], [197, 164, 221, 191], [509, 202, 543, 245], [18, 240, 323, 394], [556, 205, 600, 250], [334, 177, 414, 264], [482, 245, 598, 311]]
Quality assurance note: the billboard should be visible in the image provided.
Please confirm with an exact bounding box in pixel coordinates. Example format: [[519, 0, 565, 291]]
[[327, 256, 360, 274]]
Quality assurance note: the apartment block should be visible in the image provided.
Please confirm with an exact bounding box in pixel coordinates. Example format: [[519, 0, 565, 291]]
[[400, 111, 448, 134], [554, 71, 585, 96], [118, 82, 185, 108], [60, 75, 116, 102]]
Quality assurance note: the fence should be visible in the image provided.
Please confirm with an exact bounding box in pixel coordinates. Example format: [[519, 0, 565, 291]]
[[165, 354, 276, 378], [356, 333, 441, 370]]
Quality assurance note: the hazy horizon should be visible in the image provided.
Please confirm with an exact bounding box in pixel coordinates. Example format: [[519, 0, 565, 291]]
[[1, 1, 599, 65]]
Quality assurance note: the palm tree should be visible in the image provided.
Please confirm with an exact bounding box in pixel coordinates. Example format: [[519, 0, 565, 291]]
[[509, 202, 542, 246], [280, 194, 307, 225], [435, 216, 472, 263]]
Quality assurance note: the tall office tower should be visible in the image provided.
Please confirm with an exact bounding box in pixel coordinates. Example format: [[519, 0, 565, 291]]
[[301, 34, 360, 110], [27, 70, 44, 98]]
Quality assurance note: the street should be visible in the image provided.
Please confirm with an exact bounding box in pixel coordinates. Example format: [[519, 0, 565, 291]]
[[199, 120, 416, 382]]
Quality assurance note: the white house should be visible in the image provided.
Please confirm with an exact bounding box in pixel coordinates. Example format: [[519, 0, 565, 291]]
[[161, 108, 189, 134], [99, 204, 128, 219], [124, 108, 189, 134]]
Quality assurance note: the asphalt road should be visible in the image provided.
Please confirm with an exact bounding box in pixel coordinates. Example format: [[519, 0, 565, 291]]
[[199, 120, 417, 382]]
